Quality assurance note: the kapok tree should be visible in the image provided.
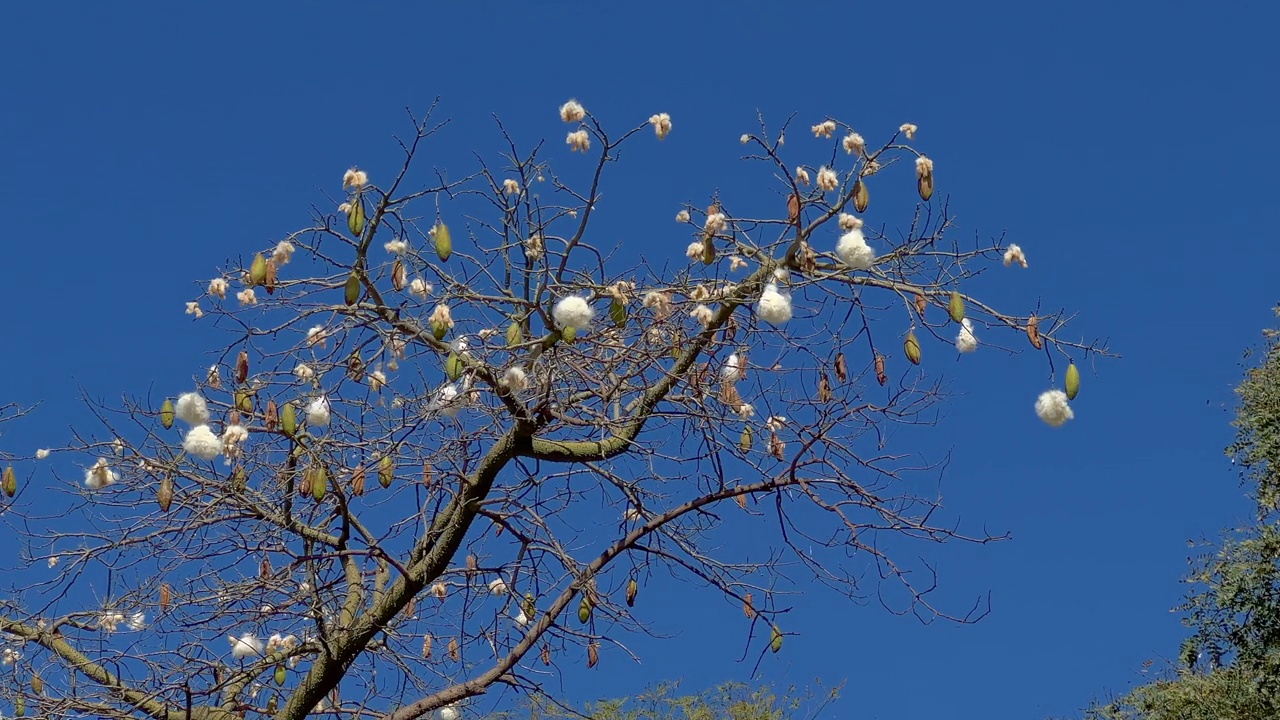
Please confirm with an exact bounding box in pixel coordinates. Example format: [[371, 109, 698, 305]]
[[0, 99, 1109, 720]]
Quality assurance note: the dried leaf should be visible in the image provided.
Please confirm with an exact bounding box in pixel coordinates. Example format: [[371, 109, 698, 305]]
[[875, 354, 887, 386], [743, 593, 756, 619]]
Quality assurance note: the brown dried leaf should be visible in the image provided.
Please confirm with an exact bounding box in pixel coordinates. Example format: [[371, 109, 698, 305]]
[[743, 592, 756, 619], [875, 354, 887, 386], [834, 352, 848, 383], [1027, 315, 1043, 349]]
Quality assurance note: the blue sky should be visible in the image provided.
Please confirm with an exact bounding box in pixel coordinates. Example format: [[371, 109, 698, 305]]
[[1, 1, 1277, 718]]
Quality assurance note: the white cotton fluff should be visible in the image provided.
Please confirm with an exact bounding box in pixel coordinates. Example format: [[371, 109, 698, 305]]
[[183, 425, 222, 461], [229, 633, 264, 659], [955, 318, 978, 353], [1035, 389, 1075, 428], [502, 366, 529, 392], [553, 296, 595, 330], [306, 396, 332, 426], [440, 705, 462, 720], [175, 392, 210, 426], [488, 578, 508, 596], [514, 610, 530, 627], [431, 384, 462, 418], [722, 353, 744, 382], [756, 283, 793, 326], [127, 612, 147, 631], [836, 228, 876, 270], [84, 459, 118, 490]]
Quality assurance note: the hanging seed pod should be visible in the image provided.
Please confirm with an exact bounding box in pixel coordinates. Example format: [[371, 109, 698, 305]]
[[378, 455, 393, 488], [700, 235, 716, 265], [914, 292, 928, 316], [817, 373, 832, 403], [853, 178, 870, 213], [466, 553, 478, 572], [610, 299, 627, 327], [770, 625, 784, 653], [391, 259, 406, 291], [587, 642, 600, 668], [1065, 362, 1081, 401], [157, 474, 173, 511], [561, 325, 577, 344], [447, 637, 460, 662], [281, 402, 297, 437], [523, 592, 537, 620], [267, 697, 278, 714], [351, 464, 366, 496], [234, 389, 253, 414], [541, 645, 552, 666], [916, 156, 934, 201], [1026, 315, 1043, 349], [343, 271, 361, 306], [230, 467, 245, 493], [160, 398, 175, 429], [834, 352, 848, 383], [626, 579, 638, 607], [904, 331, 922, 365], [431, 582, 447, 600], [311, 465, 327, 502], [348, 197, 365, 237], [434, 222, 453, 261], [236, 351, 249, 384], [446, 353, 464, 381], [875, 354, 887, 386], [578, 595, 592, 624], [422, 634, 433, 658], [739, 426, 753, 454], [159, 583, 172, 611], [422, 462, 433, 486], [249, 253, 268, 286], [299, 467, 313, 497], [265, 399, 278, 431], [743, 593, 756, 619], [948, 291, 965, 323], [721, 382, 743, 410], [31, 672, 43, 695], [207, 365, 222, 390], [264, 259, 277, 294], [260, 556, 272, 580], [735, 492, 747, 509], [506, 321, 523, 348], [432, 320, 449, 341], [2, 466, 16, 498], [405, 597, 415, 618], [769, 432, 785, 461], [274, 663, 287, 686], [787, 191, 801, 231], [15, 695, 25, 717]]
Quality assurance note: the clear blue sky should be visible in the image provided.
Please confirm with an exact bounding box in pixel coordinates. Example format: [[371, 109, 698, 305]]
[[1, 1, 1276, 718]]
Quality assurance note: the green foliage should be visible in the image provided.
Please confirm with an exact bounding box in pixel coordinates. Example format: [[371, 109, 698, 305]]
[[1083, 306, 1280, 719], [524, 681, 842, 720]]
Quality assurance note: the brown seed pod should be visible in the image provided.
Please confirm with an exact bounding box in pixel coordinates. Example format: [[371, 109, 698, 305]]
[[735, 492, 748, 509], [260, 556, 272, 580], [587, 642, 600, 668], [448, 637, 460, 662], [422, 463, 433, 487], [798, 241, 817, 273], [743, 593, 756, 619], [875, 354, 887, 386], [264, 399, 278, 431], [817, 373, 832, 403], [299, 468, 313, 497], [405, 597, 416, 618], [853, 178, 870, 213], [541, 645, 552, 666], [157, 475, 173, 512], [769, 432, 785, 461], [1026, 315, 1043, 349], [721, 382, 743, 410], [834, 352, 848, 383], [351, 464, 366, 496], [914, 292, 928, 315], [264, 260, 278, 294], [787, 192, 801, 232], [466, 554, 478, 572], [236, 351, 249, 384], [159, 583, 172, 612], [422, 634, 433, 658], [392, 259, 406, 291]]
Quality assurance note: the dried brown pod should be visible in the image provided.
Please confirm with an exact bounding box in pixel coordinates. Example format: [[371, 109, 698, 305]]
[[264, 399, 278, 431], [466, 554, 478, 572], [422, 463, 433, 487], [914, 292, 927, 315], [587, 642, 600, 668], [798, 241, 817, 273], [834, 352, 848, 383], [351, 464, 366, 496], [875, 354, 887, 386], [769, 432, 785, 461], [541, 645, 552, 666], [1026, 315, 1043, 349], [448, 637, 460, 662], [392, 259, 406, 291], [157, 475, 173, 512], [236, 351, 249, 384], [853, 178, 870, 212], [735, 492, 748, 509], [720, 382, 743, 410], [787, 192, 801, 231], [405, 597, 415, 618], [422, 634, 433, 658], [817, 373, 832, 402], [743, 593, 756, 619], [159, 583, 172, 612], [260, 556, 272, 580], [264, 260, 278, 294]]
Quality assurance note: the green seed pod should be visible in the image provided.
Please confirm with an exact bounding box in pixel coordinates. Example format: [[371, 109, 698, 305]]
[[160, 399, 175, 429], [904, 331, 922, 365], [578, 595, 592, 624], [249, 253, 268, 286], [506, 321, 523, 348], [948, 291, 965, 323], [432, 322, 449, 341], [275, 663, 286, 686], [626, 578, 638, 607], [446, 353, 464, 381], [235, 389, 253, 414], [434, 222, 453, 261], [770, 625, 783, 653], [15, 695, 25, 718], [231, 467, 247, 492], [31, 673, 43, 695], [523, 592, 537, 620], [343, 271, 361, 306], [378, 455, 394, 488], [281, 402, 297, 437], [739, 427, 753, 453], [609, 300, 627, 328], [348, 198, 365, 237], [562, 326, 577, 344], [311, 465, 327, 502], [2, 466, 16, 498], [1065, 362, 1081, 401]]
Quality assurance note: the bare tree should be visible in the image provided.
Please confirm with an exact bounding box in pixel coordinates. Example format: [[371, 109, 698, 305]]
[[0, 100, 1109, 720]]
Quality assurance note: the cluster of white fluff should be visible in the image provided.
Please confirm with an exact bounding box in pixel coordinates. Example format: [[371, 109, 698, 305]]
[[175, 393, 209, 425], [306, 396, 332, 426], [836, 226, 876, 270], [183, 425, 221, 461], [722, 353, 745, 382], [756, 283, 793, 325], [955, 318, 978, 353], [553, 296, 595, 330], [1035, 390, 1074, 427], [84, 458, 118, 489]]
